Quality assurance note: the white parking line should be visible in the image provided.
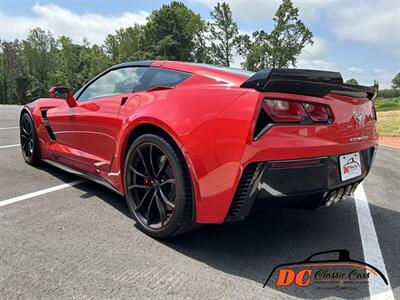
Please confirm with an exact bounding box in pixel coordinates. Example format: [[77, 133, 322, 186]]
[[354, 184, 394, 300], [0, 179, 86, 207], [0, 126, 19, 130], [0, 144, 21, 149]]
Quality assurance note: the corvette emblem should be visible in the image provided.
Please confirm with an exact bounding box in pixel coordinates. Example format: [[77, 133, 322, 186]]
[[352, 108, 365, 125]]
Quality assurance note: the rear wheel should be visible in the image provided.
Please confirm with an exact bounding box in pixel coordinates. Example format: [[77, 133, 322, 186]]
[[20, 113, 40, 165], [124, 134, 194, 238]]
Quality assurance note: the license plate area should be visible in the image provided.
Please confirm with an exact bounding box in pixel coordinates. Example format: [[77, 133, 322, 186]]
[[339, 152, 362, 181]]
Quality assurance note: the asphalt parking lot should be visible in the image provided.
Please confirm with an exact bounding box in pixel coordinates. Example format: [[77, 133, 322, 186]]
[[0, 104, 398, 299]]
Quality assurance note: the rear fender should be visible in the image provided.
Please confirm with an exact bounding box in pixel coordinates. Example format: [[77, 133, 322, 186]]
[[113, 87, 258, 223]]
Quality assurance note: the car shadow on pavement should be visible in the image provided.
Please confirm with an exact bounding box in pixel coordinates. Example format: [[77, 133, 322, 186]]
[[162, 200, 399, 299], [31, 163, 130, 218], [31, 162, 81, 184], [32, 164, 398, 299], [76, 181, 131, 218]]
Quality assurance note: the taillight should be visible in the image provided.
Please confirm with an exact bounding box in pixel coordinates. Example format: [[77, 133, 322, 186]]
[[262, 99, 304, 123], [262, 99, 331, 124], [302, 103, 330, 122]]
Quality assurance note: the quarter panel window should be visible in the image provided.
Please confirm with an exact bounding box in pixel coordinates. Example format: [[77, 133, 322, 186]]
[[146, 68, 191, 88], [78, 67, 147, 101], [133, 67, 191, 92]]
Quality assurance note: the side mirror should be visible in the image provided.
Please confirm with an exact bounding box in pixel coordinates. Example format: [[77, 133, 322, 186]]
[[49, 86, 77, 107]]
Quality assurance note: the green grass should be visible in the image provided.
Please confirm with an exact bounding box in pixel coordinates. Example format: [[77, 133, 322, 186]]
[[375, 97, 400, 112], [374, 97, 400, 136], [376, 111, 400, 137]]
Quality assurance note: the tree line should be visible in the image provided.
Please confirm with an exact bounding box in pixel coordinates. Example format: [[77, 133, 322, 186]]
[[1, 0, 398, 105], [4, 0, 398, 104], [0, 0, 315, 104], [345, 76, 400, 99]]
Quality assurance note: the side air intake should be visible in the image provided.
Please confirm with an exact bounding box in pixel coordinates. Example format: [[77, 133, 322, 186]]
[[41, 110, 56, 141], [226, 162, 264, 222]]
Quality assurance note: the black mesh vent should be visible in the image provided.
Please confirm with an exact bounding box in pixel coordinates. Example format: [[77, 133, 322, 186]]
[[40, 109, 56, 141], [41, 110, 48, 120], [45, 125, 56, 141], [226, 162, 262, 221]]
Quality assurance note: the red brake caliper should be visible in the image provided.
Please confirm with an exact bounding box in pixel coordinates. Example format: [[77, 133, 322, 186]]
[[143, 175, 151, 190]]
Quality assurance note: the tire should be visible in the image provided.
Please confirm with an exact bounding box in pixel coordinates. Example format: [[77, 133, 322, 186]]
[[124, 133, 195, 238], [20, 113, 41, 165]]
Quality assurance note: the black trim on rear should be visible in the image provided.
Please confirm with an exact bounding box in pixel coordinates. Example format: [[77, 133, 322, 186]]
[[225, 147, 377, 222], [241, 68, 378, 100]]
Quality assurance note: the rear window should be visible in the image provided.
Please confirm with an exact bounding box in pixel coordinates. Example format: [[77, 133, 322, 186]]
[[189, 63, 255, 77]]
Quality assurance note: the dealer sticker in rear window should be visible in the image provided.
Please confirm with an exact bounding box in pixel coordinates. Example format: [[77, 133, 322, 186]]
[[339, 152, 362, 181]]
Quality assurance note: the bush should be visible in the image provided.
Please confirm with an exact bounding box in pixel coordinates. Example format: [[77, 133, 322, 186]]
[[378, 89, 400, 99], [375, 98, 400, 112]]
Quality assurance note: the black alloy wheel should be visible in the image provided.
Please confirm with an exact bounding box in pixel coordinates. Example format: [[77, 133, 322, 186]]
[[20, 113, 40, 165], [124, 134, 194, 238]]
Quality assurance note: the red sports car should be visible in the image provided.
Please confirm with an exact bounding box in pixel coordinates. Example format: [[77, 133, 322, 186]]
[[20, 61, 378, 238]]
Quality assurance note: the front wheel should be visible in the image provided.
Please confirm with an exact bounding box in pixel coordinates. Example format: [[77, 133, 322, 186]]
[[124, 133, 195, 238], [20, 113, 41, 165]]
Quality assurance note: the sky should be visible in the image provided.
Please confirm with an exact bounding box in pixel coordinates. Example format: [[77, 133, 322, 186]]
[[0, 0, 399, 88]]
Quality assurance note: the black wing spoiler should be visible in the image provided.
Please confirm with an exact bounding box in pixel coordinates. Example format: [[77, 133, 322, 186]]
[[240, 68, 378, 100]]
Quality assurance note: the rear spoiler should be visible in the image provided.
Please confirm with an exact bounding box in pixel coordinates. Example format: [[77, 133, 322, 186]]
[[240, 68, 378, 100]]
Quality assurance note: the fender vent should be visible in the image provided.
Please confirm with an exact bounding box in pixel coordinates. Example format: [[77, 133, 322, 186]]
[[226, 162, 263, 222], [41, 110, 56, 141]]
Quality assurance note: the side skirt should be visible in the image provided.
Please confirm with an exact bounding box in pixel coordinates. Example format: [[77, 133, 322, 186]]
[[42, 159, 125, 197]]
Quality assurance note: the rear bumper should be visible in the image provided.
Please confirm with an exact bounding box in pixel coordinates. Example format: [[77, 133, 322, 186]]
[[225, 146, 377, 222]]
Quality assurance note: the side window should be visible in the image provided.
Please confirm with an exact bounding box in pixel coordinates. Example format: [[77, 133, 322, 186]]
[[132, 67, 191, 92], [78, 67, 147, 101], [146, 68, 191, 89]]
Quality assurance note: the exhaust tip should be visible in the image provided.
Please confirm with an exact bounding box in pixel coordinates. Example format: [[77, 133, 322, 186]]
[[345, 185, 352, 196], [324, 183, 360, 208], [351, 182, 359, 194], [325, 190, 337, 207], [334, 188, 345, 204]]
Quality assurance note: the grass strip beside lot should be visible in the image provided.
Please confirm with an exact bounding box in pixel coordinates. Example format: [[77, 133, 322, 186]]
[[375, 98, 400, 137], [376, 111, 400, 137], [375, 98, 400, 112]]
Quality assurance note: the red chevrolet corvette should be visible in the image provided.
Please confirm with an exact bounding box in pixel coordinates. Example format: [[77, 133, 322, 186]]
[[20, 60, 378, 238]]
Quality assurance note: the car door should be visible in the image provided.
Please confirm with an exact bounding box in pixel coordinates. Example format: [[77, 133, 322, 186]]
[[46, 66, 147, 173]]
